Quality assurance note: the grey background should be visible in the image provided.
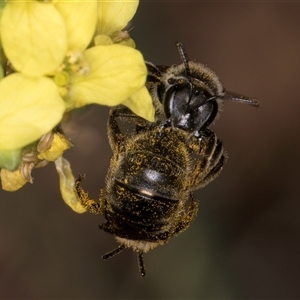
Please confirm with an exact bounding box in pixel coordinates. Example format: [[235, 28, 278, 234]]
[[1, 2, 300, 299]]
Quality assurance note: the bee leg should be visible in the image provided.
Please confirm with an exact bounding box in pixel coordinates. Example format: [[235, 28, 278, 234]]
[[173, 194, 199, 236], [197, 130, 227, 188], [75, 174, 105, 215], [188, 129, 227, 189], [200, 149, 227, 188], [108, 106, 150, 152], [137, 252, 146, 277], [102, 244, 126, 260], [107, 107, 127, 153]]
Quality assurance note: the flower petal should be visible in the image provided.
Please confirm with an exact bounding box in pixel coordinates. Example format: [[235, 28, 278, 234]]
[[122, 87, 155, 122], [69, 45, 150, 112], [55, 156, 87, 213], [97, 0, 139, 35], [0, 1, 67, 77], [38, 133, 72, 162], [0, 73, 65, 150], [54, 1, 97, 51], [1, 168, 27, 192]]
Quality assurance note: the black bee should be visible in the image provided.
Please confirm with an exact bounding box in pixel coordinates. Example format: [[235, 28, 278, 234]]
[[75, 43, 259, 277]]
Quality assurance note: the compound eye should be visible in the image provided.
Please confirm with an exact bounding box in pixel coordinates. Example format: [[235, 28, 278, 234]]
[[202, 90, 212, 99]]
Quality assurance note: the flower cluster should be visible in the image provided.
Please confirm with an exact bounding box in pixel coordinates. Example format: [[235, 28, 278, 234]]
[[0, 0, 154, 212]]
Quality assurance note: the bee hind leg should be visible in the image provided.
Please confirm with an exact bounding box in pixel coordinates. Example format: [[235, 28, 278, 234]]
[[137, 252, 146, 277], [102, 244, 126, 260], [75, 174, 104, 215]]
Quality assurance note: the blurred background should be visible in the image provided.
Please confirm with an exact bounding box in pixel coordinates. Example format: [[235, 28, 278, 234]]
[[1, 2, 300, 299]]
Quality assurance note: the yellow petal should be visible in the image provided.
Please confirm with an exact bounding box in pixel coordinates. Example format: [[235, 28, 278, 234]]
[[1, 168, 27, 191], [0, 1, 67, 77], [94, 34, 113, 46], [54, 1, 97, 51], [97, 0, 139, 36], [122, 87, 155, 122], [0, 1, 5, 17], [0, 73, 66, 150], [0, 64, 4, 80], [69, 44, 147, 109], [54, 156, 87, 213], [38, 133, 72, 162]]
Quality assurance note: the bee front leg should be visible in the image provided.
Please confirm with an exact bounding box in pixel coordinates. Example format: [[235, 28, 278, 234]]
[[188, 129, 227, 190], [107, 107, 127, 153], [108, 106, 151, 152], [75, 174, 105, 215]]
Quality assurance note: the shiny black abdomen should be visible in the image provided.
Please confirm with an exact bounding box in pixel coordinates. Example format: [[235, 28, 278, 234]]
[[102, 128, 191, 242]]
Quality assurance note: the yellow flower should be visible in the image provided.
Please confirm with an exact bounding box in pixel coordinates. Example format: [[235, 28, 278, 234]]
[[0, 0, 154, 171], [97, 0, 138, 37], [55, 156, 87, 213], [96, 0, 138, 47], [1, 131, 73, 192], [1, 168, 27, 192], [0, 74, 65, 151], [37, 133, 73, 162]]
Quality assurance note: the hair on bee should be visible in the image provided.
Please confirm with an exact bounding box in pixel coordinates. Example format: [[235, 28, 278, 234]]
[[75, 42, 259, 277]]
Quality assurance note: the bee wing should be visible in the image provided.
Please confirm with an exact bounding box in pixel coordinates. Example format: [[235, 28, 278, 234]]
[[223, 90, 259, 106]]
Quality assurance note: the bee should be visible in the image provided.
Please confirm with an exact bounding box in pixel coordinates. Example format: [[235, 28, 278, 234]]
[[75, 43, 259, 277]]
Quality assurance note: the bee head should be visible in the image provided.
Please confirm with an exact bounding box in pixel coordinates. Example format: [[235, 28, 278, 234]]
[[162, 42, 223, 133]]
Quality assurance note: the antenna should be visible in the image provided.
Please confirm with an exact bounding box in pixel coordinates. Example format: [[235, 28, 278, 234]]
[[223, 90, 259, 106], [176, 42, 194, 104], [176, 42, 191, 78]]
